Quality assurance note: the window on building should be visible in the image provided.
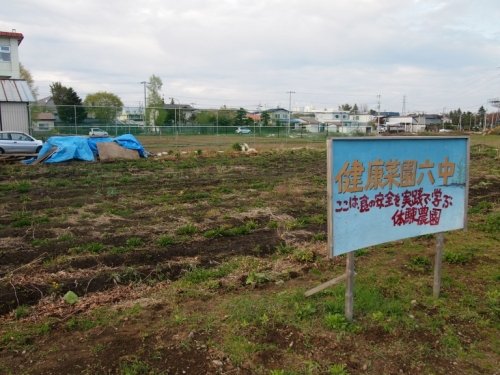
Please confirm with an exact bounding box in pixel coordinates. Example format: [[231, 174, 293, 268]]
[[0, 45, 11, 62]]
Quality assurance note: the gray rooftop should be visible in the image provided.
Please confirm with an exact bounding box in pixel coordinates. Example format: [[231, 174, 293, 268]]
[[0, 79, 35, 102]]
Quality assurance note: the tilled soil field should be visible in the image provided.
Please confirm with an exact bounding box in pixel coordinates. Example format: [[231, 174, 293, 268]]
[[1, 151, 324, 311], [0, 144, 498, 375]]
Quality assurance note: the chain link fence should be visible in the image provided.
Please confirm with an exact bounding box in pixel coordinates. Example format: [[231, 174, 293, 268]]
[[29, 104, 336, 148]]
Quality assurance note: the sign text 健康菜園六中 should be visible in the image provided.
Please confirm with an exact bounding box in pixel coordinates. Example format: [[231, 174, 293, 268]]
[[327, 137, 469, 256]]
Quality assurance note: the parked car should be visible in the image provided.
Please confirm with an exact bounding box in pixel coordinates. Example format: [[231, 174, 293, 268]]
[[89, 128, 109, 137], [0, 131, 43, 154], [235, 127, 251, 134]]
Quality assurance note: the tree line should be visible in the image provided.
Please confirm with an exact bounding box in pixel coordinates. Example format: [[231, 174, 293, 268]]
[[22, 66, 498, 129]]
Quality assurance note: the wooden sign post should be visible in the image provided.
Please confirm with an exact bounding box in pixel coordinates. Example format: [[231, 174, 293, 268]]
[[433, 232, 445, 298], [345, 252, 355, 321]]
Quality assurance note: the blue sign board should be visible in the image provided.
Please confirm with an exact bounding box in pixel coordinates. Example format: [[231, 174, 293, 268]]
[[327, 137, 469, 256]]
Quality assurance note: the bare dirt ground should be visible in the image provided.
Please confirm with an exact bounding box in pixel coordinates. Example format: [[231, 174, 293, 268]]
[[0, 137, 498, 375]]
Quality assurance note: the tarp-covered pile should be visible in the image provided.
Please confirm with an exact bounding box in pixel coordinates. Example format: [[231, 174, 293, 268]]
[[26, 134, 147, 164]]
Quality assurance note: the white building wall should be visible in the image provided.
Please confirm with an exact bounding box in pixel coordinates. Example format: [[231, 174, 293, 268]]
[[0, 36, 20, 79], [314, 111, 349, 123], [349, 114, 373, 123], [386, 116, 427, 132], [0, 103, 29, 132]]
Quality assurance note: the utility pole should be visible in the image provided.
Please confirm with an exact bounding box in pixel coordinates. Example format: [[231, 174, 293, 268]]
[[377, 94, 381, 133], [140, 81, 147, 126], [442, 107, 446, 131], [287, 90, 295, 136]]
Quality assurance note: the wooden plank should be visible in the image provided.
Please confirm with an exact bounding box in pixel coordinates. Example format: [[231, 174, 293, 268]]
[[0, 154, 36, 163], [304, 273, 347, 297], [31, 147, 57, 165]]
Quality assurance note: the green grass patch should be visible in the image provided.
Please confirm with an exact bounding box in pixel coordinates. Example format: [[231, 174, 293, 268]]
[[182, 262, 236, 284], [292, 249, 316, 263], [65, 306, 127, 332], [483, 212, 500, 234], [125, 237, 143, 247], [275, 242, 294, 255], [176, 223, 198, 236], [444, 248, 475, 265], [179, 191, 210, 202], [406, 255, 432, 273], [157, 235, 175, 247], [0, 180, 32, 193], [469, 201, 493, 215], [71, 242, 106, 254], [14, 305, 30, 320], [1, 321, 53, 351], [11, 212, 49, 227], [203, 221, 257, 238], [222, 335, 261, 365]]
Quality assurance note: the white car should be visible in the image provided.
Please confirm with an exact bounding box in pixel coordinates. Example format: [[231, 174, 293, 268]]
[[89, 128, 109, 137], [0, 131, 43, 154], [236, 127, 251, 134]]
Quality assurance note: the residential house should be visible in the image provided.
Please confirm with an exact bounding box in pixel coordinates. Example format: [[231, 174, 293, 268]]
[[0, 30, 35, 133], [312, 110, 372, 134], [163, 103, 196, 124], [36, 96, 57, 112], [349, 113, 374, 123], [246, 112, 261, 123], [33, 112, 55, 131], [385, 115, 418, 132], [384, 114, 443, 132], [264, 108, 290, 125], [312, 110, 349, 124], [415, 114, 442, 131], [297, 116, 323, 133], [325, 121, 372, 134], [118, 108, 144, 125]]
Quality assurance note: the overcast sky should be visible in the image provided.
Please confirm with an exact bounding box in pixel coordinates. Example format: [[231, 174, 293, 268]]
[[3, 0, 500, 113]]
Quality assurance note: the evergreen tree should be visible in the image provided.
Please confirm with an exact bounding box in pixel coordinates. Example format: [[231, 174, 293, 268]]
[[50, 82, 87, 123], [261, 111, 270, 126], [234, 108, 248, 126]]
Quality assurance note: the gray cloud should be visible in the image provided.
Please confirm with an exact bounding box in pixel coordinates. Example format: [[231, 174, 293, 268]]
[[2, 0, 499, 112]]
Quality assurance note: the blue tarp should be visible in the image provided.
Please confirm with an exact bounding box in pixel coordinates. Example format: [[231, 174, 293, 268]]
[[25, 134, 147, 164]]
